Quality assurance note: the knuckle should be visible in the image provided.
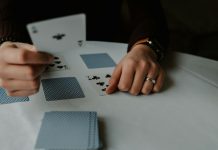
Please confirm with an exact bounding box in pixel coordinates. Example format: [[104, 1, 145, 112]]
[[118, 83, 129, 91], [25, 66, 36, 80], [30, 80, 40, 90], [153, 82, 163, 92], [17, 49, 28, 63], [129, 89, 139, 96], [6, 90, 14, 97], [139, 60, 148, 70], [0, 80, 9, 89], [0, 41, 13, 48], [153, 87, 160, 93], [126, 59, 137, 67], [150, 62, 158, 70], [141, 88, 151, 95]]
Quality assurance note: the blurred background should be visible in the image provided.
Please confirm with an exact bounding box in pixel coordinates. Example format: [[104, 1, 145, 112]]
[[160, 0, 218, 60], [122, 0, 218, 61]]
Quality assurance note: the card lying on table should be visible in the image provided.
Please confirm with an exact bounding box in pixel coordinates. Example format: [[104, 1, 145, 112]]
[[35, 111, 101, 150], [26, 13, 86, 54], [41, 77, 85, 101], [80, 53, 116, 69], [86, 73, 112, 96], [0, 87, 29, 104]]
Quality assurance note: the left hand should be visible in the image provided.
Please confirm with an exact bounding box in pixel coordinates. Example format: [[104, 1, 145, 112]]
[[106, 44, 165, 95]]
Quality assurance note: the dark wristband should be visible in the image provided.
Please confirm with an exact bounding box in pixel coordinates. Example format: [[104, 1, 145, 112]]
[[136, 38, 165, 62]]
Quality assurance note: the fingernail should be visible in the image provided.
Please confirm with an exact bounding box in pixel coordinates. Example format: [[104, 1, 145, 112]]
[[105, 87, 111, 94]]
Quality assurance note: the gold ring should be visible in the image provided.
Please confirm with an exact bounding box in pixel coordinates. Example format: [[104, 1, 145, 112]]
[[145, 77, 156, 84]]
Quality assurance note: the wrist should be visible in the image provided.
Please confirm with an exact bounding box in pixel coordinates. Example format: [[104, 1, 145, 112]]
[[131, 44, 157, 60], [132, 37, 165, 62]]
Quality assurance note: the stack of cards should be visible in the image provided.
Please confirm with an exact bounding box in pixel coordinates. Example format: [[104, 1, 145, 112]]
[[35, 111, 100, 150]]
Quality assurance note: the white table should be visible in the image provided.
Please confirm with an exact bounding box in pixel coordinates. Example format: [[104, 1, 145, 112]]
[[0, 41, 218, 150]]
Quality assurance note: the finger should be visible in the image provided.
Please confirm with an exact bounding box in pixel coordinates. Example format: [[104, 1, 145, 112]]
[[129, 63, 148, 95], [1, 42, 37, 52], [0, 64, 47, 80], [6, 89, 39, 97], [152, 68, 165, 93], [141, 64, 159, 95], [118, 63, 135, 92], [1, 47, 53, 65], [106, 64, 122, 94], [141, 79, 154, 95], [146, 63, 159, 81], [13, 42, 37, 52], [0, 41, 17, 48], [0, 78, 40, 91]]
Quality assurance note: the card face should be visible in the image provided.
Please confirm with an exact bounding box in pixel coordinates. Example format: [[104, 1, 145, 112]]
[[26, 13, 86, 54], [45, 53, 69, 72], [80, 53, 116, 69], [0, 88, 29, 104], [41, 77, 85, 101], [35, 111, 100, 150], [86, 73, 111, 96]]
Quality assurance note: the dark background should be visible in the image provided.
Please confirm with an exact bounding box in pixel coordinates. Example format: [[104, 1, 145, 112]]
[[160, 0, 218, 60]]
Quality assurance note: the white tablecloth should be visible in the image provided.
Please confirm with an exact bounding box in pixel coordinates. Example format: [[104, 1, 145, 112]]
[[0, 41, 217, 150]]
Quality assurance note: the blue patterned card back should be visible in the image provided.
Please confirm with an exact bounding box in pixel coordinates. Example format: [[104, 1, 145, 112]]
[[35, 111, 100, 150], [80, 53, 116, 69], [0, 88, 29, 104], [41, 77, 85, 101]]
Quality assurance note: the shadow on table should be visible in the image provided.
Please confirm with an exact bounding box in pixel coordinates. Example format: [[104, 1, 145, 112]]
[[160, 51, 179, 92], [98, 117, 108, 150]]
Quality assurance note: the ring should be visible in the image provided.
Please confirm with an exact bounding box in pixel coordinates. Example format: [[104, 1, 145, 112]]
[[145, 77, 156, 84]]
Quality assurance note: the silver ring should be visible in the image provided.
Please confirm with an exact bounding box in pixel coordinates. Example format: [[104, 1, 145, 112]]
[[145, 77, 156, 84]]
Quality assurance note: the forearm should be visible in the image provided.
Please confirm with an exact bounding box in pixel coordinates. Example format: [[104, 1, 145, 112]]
[[127, 0, 169, 56]]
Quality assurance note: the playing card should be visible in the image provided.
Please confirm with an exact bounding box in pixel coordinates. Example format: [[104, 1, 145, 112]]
[[41, 77, 85, 101], [80, 53, 116, 69], [35, 111, 100, 150], [44, 53, 69, 72], [86, 73, 111, 96], [0, 87, 29, 104], [26, 13, 86, 54]]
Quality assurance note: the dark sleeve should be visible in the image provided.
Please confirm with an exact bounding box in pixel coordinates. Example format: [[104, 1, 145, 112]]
[[126, 0, 169, 52], [0, 0, 30, 44]]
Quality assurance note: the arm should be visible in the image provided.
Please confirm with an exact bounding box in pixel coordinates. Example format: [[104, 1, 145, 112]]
[[127, 0, 169, 54], [106, 0, 168, 95], [0, 0, 53, 97]]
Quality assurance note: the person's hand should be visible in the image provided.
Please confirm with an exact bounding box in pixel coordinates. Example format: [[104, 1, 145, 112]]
[[106, 44, 165, 95], [0, 42, 53, 96]]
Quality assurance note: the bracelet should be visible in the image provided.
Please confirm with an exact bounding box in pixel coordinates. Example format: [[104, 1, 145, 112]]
[[135, 38, 165, 62]]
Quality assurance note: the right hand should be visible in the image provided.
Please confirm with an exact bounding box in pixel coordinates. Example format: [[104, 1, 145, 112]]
[[0, 41, 53, 96]]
